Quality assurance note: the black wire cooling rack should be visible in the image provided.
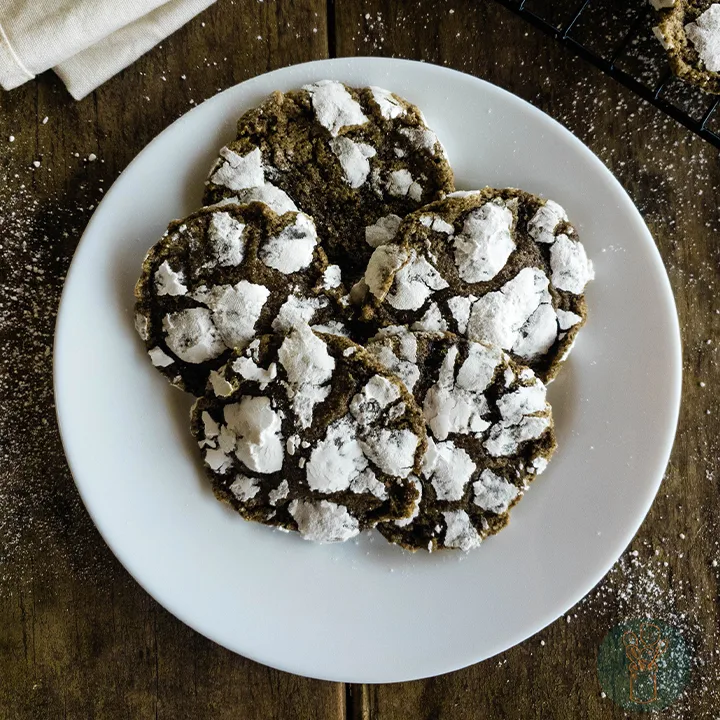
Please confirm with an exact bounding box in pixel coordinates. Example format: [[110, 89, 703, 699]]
[[494, 0, 720, 149]]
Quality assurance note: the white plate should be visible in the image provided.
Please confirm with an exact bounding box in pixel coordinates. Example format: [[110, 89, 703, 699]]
[[54, 58, 682, 683]]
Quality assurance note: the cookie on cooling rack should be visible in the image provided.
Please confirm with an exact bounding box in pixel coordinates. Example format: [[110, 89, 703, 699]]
[[353, 187, 593, 382], [190, 327, 426, 542], [204, 81, 454, 285], [134, 203, 347, 396], [367, 329, 556, 552], [652, 1, 720, 94]]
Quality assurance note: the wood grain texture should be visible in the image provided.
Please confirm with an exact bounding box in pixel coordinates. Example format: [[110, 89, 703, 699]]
[[2, 0, 720, 717], [334, 0, 720, 718], [0, 1, 342, 719]]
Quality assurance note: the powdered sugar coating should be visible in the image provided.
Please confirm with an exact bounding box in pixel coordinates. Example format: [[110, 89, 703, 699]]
[[350, 375, 401, 425], [207, 212, 245, 267], [306, 416, 370, 493], [278, 326, 335, 429], [685, 5, 720, 72], [364, 244, 409, 299], [148, 347, 174, 367], [272, 295, 329, 334], [370, 86, 406, 119], [386, 169, 423, 201], [473, 469, 520, 514], [154, 261, 187, 296], [289, 499, 360, 543], [210, 147, 265, 190], [230, 474, 261, 502], [215, 185, 298, 215], [303, 80, 368, 136], [550, 234, 595, 294], [385, 251, 448, 311], [466, 267, 557, 360], [162, 308, 225, 364], [360, 428, 419, 478], [323, 265, 342, 289], [423, 438, 476, 501], [411, 303, 447, 332], [419, 214, 454, 235], [365, 214, 402, 248], [422, 345, 492, 441], [224, 396, 284, 473], [527, 199, 568, 244], [453, 203, 515, 282], [329, 137, 377, 188], [258, 213, 318, 274], [192, 281, 270, 351], [443, 510, 482, 551]]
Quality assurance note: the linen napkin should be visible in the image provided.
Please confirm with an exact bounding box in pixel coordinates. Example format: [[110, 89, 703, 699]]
[[0, 0, 216, 99]]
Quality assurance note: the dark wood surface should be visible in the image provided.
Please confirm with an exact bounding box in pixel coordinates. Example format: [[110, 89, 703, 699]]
[[1, 0, 718, 717]]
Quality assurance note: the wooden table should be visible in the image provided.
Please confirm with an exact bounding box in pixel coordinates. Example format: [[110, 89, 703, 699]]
[[1, 1, 718, 717]]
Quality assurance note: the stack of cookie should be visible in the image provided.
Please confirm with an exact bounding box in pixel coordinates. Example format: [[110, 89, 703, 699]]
[[134, 81, 594, 551]]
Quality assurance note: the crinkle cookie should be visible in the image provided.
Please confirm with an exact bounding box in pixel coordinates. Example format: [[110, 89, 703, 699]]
[[135, 203, 346, 396], [652, 1, 720, 94], [189, 327, 426, 543], [354, 187, 594, 382], [367, 329, 556, 552], [203, 81, 454, 284]]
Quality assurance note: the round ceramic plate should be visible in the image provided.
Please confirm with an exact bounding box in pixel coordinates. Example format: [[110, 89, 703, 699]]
[[54, 58, 682, 683]]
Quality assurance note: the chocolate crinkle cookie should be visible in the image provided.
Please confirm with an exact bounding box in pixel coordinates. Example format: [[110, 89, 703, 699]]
[[353, 187, 593, 382], [190, 328, 426, 543], [134, 202, 347, 396], [367, 329, 556, 552], [204, 81, 454, 285], [652, 1, 720, 94]]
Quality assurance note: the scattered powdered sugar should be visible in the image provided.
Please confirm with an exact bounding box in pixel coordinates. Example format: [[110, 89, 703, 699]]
[[370, 86, 406, 119], [365, 214, 402, 247], [288, 499, 360, 543], [685, 5, 720, 73], [423, 438, 476, 501], [453, 202, 516, 282], [207, 211, 245, 267], [192, 281, 270, 350], [154, 260, 187, 296], [303, 80, 368, 136], [210, 146, 265, 190], [229, 474, 260, 501], [329, 137, 376, 188], [278, 326, 335, 429], [443, 509, 482, 551], [258, 213, 317, 274], [527, 199, 568, 244], [473, 469, 520, 513], [358, 427, 419, 478], [550, 234, 595, 294], [162, 308, 225, 363], [422, 344, 492, 440], [386, 250, 449, 310], [223, 396, 284, 473], [485, 414, 551, 457]]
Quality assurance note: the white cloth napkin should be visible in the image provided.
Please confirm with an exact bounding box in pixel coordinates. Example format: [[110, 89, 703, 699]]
[[0, 0, 216, 99]]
